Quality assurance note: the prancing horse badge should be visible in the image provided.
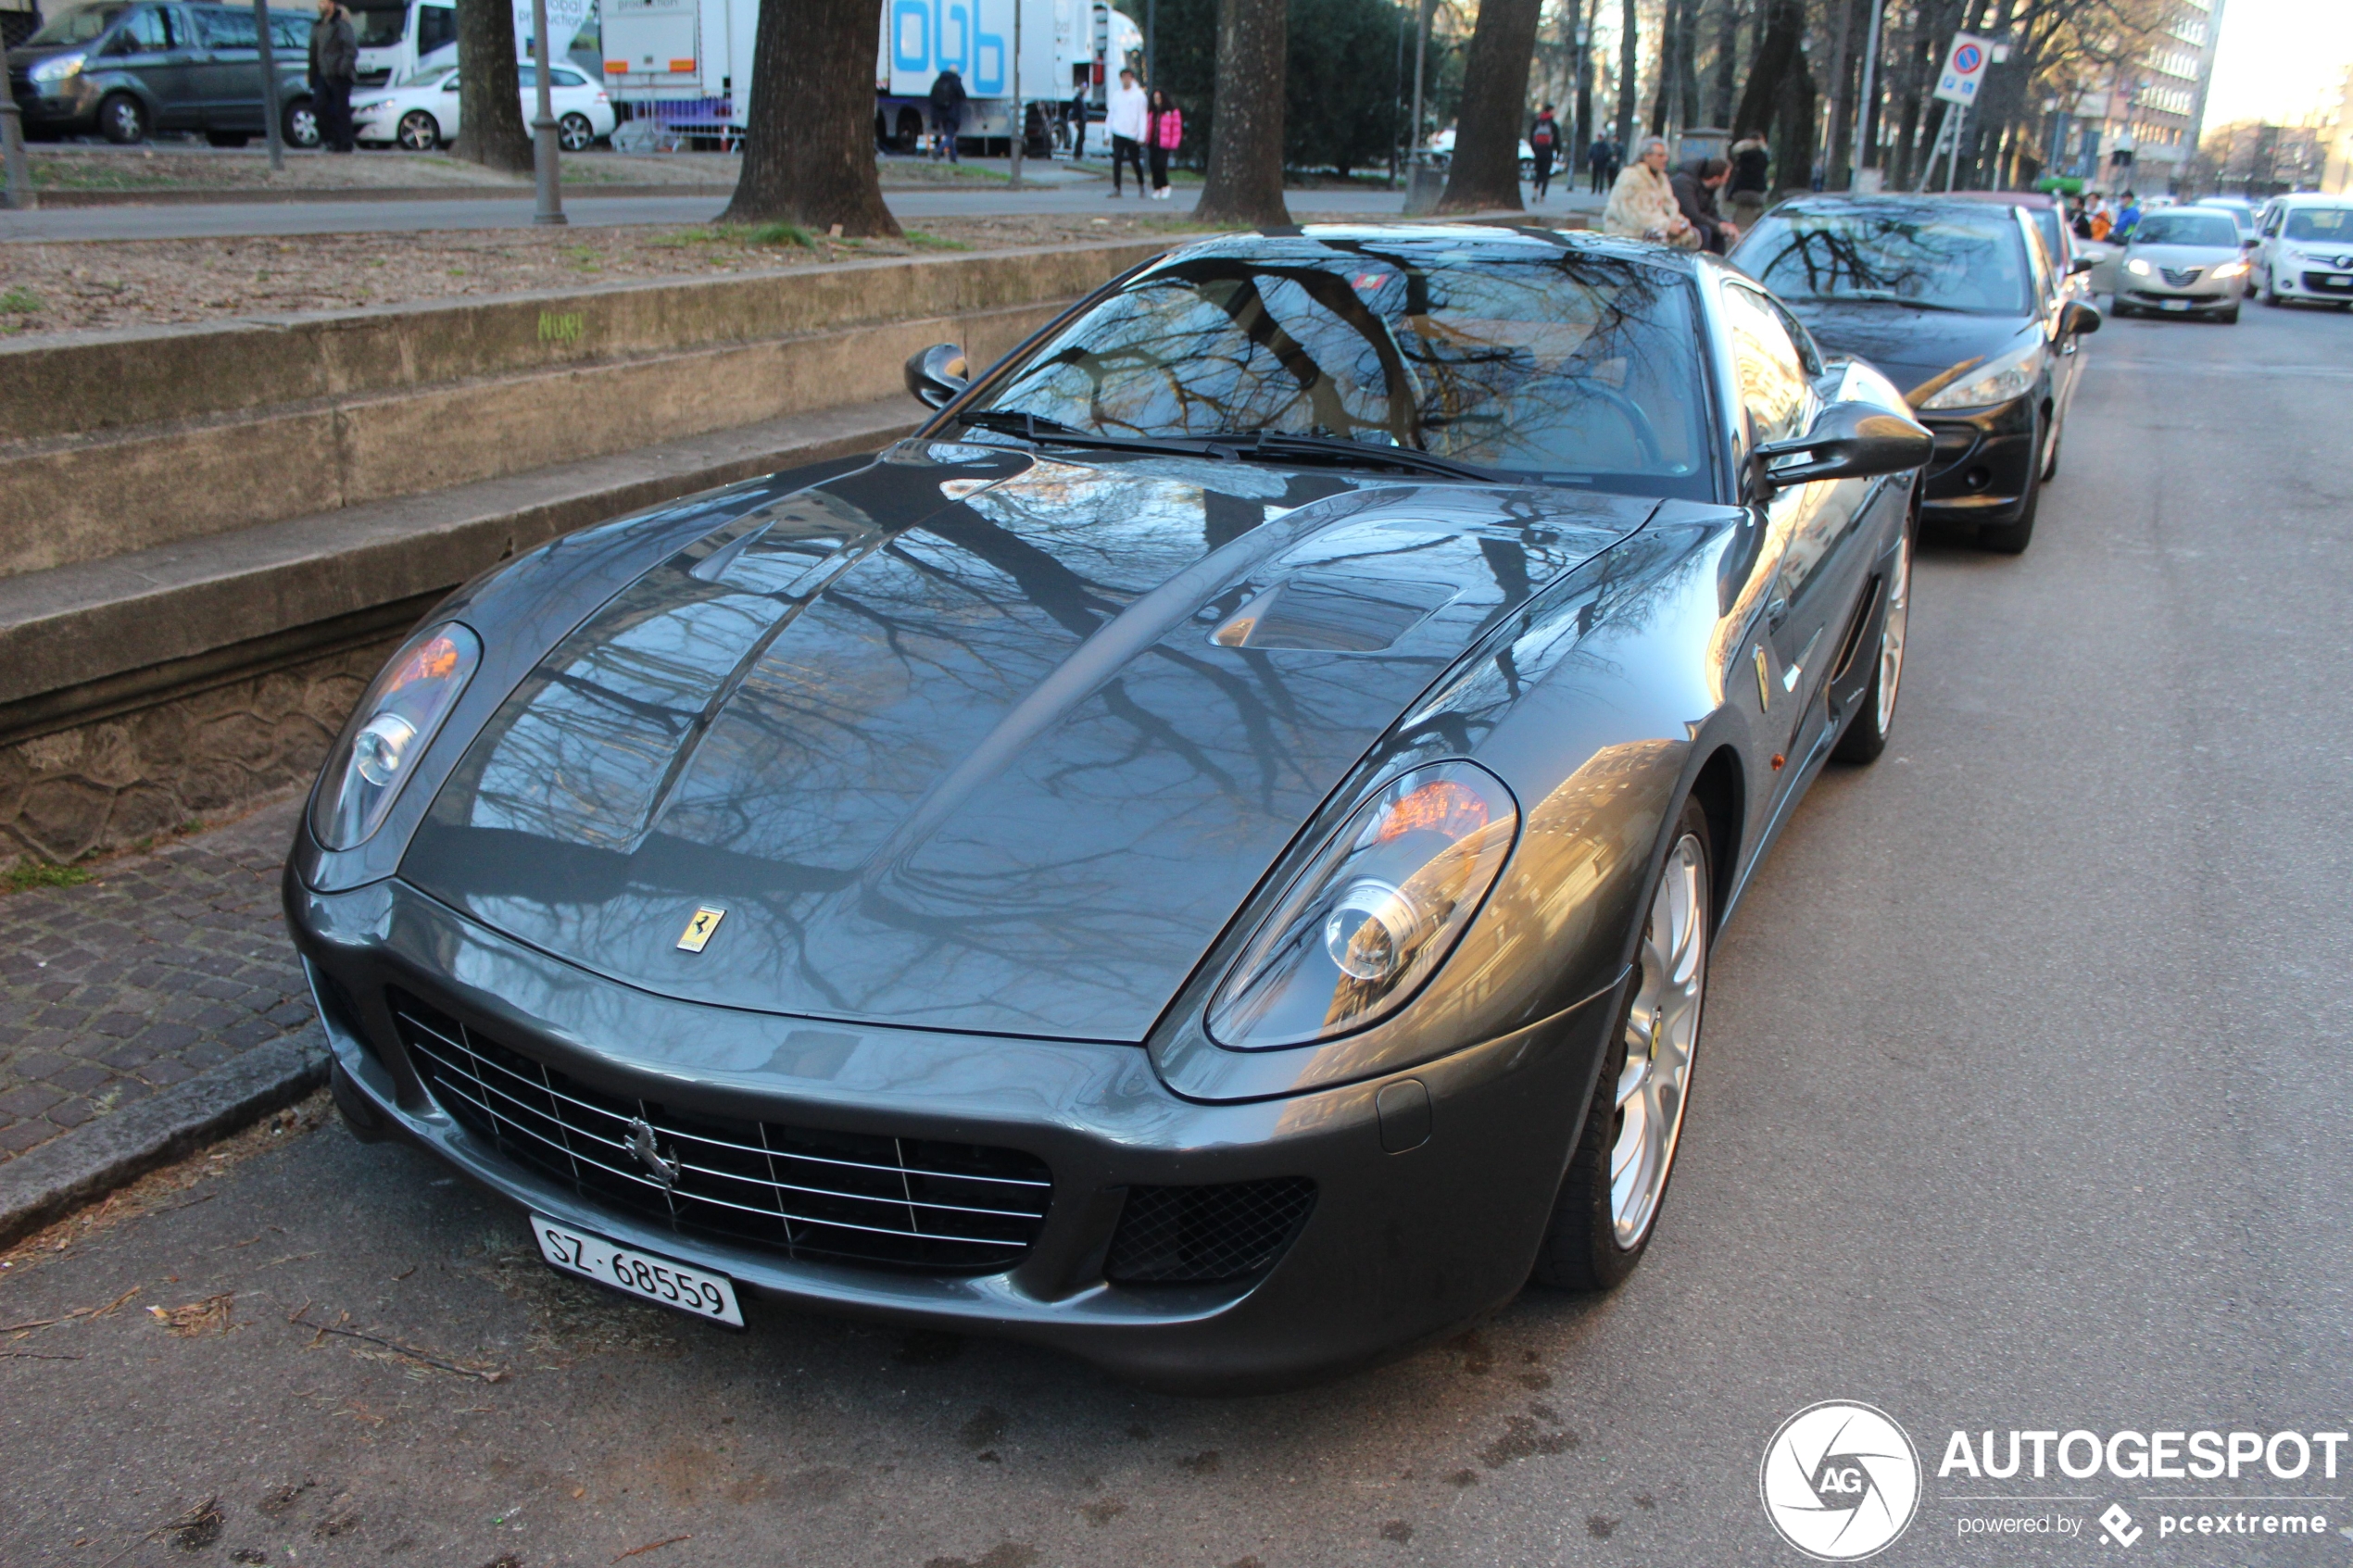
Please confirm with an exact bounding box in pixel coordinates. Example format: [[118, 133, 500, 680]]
[[676, 906, 726, 953]]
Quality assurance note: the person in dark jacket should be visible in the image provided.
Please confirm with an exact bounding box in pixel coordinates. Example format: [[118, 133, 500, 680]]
[[1670, 157, 1738, 254], [1067, 86, 1088, 158], [928, 69, 967, 161], [308, 0, 358, 153], [1727, 131, 1770, 232], [1529, 104, 1561, 203], [1587, 134, 1611, 194]]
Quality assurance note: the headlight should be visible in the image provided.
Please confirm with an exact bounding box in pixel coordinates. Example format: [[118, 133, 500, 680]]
[[352, 96, 387, 112], [309, 622, 481, 850], [2125, 257, 2153, 277], [1207, 761, 1518, 1049], [1919, 341, 2045, 412], [29, 52, 85, 83], [2211, 259, 2249, 280]]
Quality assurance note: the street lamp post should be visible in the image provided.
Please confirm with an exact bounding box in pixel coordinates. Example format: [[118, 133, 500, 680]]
[[254, 0, 287, 172], [1850, 0, 1883, 188], [1008, 0, 1023, 188], [529, 0, 567, 225], [1, 69, 31, 210]]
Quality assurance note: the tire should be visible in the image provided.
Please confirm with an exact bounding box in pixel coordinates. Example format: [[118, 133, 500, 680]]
[[1833, 521, 1911, 764], [2260, 272, 2284, 307], [98, 93, 148, 144], [2040, 404, 2064, 481], [2217, 305, 2240, 324], [558, 112, 595, 152], [396, 109, 440, 151], [1529, 798, 1712, 1292], [205, 131, 250, 147], [1977, 431, 2041, 554], [284, 97, 321, 148], [2110, 301, 2134, 319]]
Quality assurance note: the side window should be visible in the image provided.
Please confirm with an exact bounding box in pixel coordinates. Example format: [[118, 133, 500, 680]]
[[417, 5, 458, 55], [552, 67, 588, 87], [271, 15, 311, 49], [111, 6, 175, 52], [197, 8, 259, 49], [2022, 217, 2054, 305], [1719, 282, 1813, 448]]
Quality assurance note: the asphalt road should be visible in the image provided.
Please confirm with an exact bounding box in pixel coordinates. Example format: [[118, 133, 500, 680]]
[[0, 181, 1601, 243], [3, 298, 2349, 1568]]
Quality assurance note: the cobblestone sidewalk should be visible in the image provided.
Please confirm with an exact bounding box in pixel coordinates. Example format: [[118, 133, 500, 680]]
[[0, 795, 312, 1166]]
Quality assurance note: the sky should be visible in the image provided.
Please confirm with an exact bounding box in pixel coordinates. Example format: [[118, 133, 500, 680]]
[[2203, 0, 2353, 126]]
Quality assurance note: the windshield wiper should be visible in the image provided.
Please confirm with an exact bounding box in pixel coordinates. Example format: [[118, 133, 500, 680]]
[[1193, 430, 1508, 483], [1810, 289, 1977, 313], [956, 408, 1218, 459]]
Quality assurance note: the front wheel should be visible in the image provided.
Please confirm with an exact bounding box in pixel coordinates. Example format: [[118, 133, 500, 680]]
[[396, 109, 440, 151], [99, 93, 149, 144], [1833, 525, 1910, 764], [1529, 800, 1711, 1291], [558, 112, 595, 152], [1977, 430, 2042, 554], [2217, 305, 2241, 324], [2260, 271, 2284, 306], [284, 97, 321, 148]]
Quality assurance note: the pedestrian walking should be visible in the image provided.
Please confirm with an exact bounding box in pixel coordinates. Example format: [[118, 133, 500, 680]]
[[1104, 67, 1148, 196], [1606, 137, 1624, 185], [928, 68, 967, 161], [1726, 130, 1769, 232], [1670, 157, 1737, 253], [308, 0, 358, 154], [1146, 86, 1181, 200], [1067, 86, 1088, 159], [1529, 104, 1560, 203], [1603, 136, 1697, 247], [1587, 133, 1611, 194]]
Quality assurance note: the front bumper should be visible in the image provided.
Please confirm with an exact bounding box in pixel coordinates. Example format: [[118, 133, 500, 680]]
[[2117, 277, 2241, 313], [289, 871, 1617, 1390], [1917, 394, 2038, 525], [11, 75, 102, 131]]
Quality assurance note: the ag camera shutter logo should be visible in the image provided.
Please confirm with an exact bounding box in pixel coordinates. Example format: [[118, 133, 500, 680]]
[[1760, 1401, 1922, 1560]]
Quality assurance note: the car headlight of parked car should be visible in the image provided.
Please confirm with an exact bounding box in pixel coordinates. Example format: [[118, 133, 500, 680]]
[[309, 622, 481, 850], [2125, 257, 2154, 277], [2211, 259, 2250, 280], [352, 96, 388, 113], [29, 52, 85, 83], [1208, 761, 1519, 1049], [1919, 341, 2045, 412]]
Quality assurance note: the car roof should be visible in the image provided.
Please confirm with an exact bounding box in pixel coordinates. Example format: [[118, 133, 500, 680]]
[[1937, 191, 2059, 210], [1177, 223, 1707, 272]]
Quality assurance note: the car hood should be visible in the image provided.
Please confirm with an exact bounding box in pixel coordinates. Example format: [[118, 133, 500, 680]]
[[401, 439, 1653, 1042], [2125, 243, 2243, 267], [1775, 300, 2035, 407]]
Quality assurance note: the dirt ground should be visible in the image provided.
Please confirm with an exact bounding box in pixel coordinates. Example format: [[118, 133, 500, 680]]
[[0, 213, 1224, 336], [25, 144, 1012, 193]]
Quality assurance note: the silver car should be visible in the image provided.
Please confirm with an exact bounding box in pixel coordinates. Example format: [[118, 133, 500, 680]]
[[2112, 207, 2252, 322]]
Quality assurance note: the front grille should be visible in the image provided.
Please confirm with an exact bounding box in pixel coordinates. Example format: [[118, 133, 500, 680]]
[[1105, 1178, 1315, 1284], [391, 992, 1053, 1273], [2301, 270, 2353, 295], [2158, 265, 2202, 287]]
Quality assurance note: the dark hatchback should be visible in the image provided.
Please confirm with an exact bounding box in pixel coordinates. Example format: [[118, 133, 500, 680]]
[[6, 1, 316, 146], [1730, 195, 2101, 553]]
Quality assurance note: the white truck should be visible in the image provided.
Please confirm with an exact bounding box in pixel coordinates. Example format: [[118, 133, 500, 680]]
[[350, 0, 596, 88], [601, 0, 1139, 147]]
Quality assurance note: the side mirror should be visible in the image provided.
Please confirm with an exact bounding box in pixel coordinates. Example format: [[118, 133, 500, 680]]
[[1752, 401, 1933, 492], [2242, 236, 2259, 251], [2068, 252, 2096, 275], [2060, 298, 2103, 337], [903, 343, 969, 410]]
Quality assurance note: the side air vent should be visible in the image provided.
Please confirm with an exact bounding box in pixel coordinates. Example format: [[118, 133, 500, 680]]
[[1104, 1178, 1316, 1284]]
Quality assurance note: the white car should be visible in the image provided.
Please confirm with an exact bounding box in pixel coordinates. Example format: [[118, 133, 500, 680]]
[[2251, 193, 2353, 310], [352, 62, 615, 153]]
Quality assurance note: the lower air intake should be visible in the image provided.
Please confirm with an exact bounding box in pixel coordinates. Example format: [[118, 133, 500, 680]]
[[1104, 1178, 1316, 1285]]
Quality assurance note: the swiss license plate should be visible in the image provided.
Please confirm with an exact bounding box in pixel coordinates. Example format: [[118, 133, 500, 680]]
[[2161, 298, 2192, 311], [533, 1214, 744, 1326]]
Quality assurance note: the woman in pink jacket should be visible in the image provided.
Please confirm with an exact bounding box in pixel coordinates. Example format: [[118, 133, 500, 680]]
[[1147, 88, 1182, 201]]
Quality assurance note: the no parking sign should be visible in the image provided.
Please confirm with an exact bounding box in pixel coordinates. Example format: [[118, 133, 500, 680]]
[[1935, 32, 1992, 106]]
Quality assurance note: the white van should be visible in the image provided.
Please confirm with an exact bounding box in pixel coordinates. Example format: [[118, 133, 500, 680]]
[[2252, 193, 2353, 310]]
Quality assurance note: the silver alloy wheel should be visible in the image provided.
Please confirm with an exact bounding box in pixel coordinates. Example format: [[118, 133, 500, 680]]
[[1610, 832, 1707, 1248], [287, 103, 320, 147], [397, 110, 439, 152], [1876, 528, 1910, 736], [559, 112, 594, 152]]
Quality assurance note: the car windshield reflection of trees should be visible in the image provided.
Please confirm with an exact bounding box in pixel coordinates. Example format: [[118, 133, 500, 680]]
[[1744, 211, 2028, 314], [966, 243, 1713, 500]]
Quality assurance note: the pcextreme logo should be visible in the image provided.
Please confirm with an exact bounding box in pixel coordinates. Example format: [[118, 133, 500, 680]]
[[1760, 1401, 1923, 1561]]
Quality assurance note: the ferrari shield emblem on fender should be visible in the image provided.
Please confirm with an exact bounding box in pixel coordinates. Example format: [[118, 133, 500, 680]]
[[676, 906, 726, 953]]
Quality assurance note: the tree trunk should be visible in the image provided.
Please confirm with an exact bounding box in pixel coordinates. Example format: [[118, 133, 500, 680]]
[[1649, 0, 1677, 135], [1575, 0, 1599, 150], [1616, 0, 1639, 146], [1440, 0, 1541, 209], [1197, 0, 1290, 226], [1709, 0, 1739, 125], [452, 0, 530, 173], [722, 0, 900, 235]]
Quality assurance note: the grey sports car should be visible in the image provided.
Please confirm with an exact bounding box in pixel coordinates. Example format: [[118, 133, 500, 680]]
[[285, 225, 1931, 1389]]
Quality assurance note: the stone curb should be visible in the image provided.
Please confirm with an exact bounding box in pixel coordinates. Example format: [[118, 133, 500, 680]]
[[0, 1027, 329, 1249]]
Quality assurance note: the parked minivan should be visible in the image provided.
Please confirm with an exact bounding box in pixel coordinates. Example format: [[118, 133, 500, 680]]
[[6, 1, 319, 146]]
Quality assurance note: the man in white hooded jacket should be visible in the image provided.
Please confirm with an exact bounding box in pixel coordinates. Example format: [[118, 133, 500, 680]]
[[1104, 68, 1149, 196]]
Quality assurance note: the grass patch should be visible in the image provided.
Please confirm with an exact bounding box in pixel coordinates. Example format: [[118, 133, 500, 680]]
[[0, 286, 42, 314], [4, 861, 92, 895], [31, 162, 178, 191], [900, 229, 972, 251], [736, 221, 814, 248], [646, 226, 726, 248]]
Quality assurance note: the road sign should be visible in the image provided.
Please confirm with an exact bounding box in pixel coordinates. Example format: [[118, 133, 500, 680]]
[[1934, 32, 1992, 107]]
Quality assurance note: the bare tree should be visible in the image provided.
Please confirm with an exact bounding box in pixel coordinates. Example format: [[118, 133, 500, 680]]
[[1197, 0, 1291, 227], [723, 0, 900, 234], [452, 0, 530, 172], [1441, 0, 1543, 209], [1616, 0, 1639, 146]]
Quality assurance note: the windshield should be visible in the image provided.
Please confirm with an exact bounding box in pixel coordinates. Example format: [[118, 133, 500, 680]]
[[960, 238, 1715, 497], [2133, 211, 2239, 247], [352, 6, 409, 47], [1733, 205, 2031, 315], [26, 6, 128, 44], [2284, 207, 2353, 244]]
